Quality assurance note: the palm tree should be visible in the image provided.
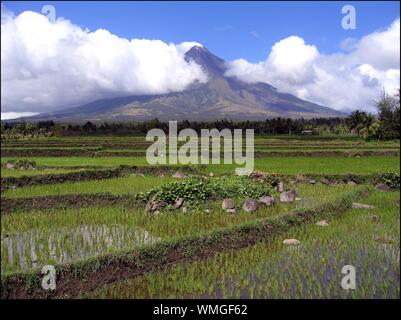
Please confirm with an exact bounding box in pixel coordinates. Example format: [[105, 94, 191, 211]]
[[357, 114, 380, 139], [346, 110, 368, 133]]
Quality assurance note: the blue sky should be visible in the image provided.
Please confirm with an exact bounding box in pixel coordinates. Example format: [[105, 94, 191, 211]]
[[3, 1, 400, 62]]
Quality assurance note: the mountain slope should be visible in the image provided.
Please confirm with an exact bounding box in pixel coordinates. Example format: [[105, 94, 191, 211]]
[[22, 46, 345, 122]]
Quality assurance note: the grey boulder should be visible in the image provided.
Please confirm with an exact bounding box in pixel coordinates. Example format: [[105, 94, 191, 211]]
[[174, 197, 184, 209], [259, 195, 275, 206], [352, 202, 375, 209], [222, 198, 235, 210], [376, 183, 390, 192], [280, 190, 298, 203], [172, 171, 186, 179], [277, 182, 285, 193], [242, 199, 258, 212]]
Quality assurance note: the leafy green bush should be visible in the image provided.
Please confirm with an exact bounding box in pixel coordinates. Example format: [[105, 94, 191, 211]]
[[137, 176, 277, 204], [376, 172, 400, 189]]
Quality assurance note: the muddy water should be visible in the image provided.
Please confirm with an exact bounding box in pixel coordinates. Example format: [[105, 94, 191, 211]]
[[1, 225, 160, 272]]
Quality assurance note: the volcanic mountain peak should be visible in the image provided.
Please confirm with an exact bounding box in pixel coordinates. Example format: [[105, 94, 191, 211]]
[[16, 46, 346, 122], [185, 45, 227, 77]]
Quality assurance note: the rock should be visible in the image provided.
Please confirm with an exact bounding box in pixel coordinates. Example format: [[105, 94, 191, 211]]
[[277, 182, 285, 193], [182, 207, 188, 214], [174, 197, 184, 209], [283, 239, 300, 246], [375, 183, 390, 192], [204, 209, 211, 213], [308, 179, 316, 184], [153, 210, 161, 216], [209, 172, 214, 177], [222, 198, 235, 210], [280, 190, 298, 203], [146, 197, 167, 213], [352, 202, 375, 209], [347, 181, 357, 186], [172, 171, 186, 179], [295, 197, 301, 201], [242, 199, 258, 212], [259, 195, 275, 206], [145, 198, 156, 212], [316, 220, 329, 227], [250, 171, 268, 182], [5, 163, 14, 170], [155, 201, 167, 211], [226, 208, 236, 214], [321, 178, 330, 185], [251, 171, 268, 180]]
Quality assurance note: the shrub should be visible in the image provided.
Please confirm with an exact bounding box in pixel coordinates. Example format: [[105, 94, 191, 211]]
[[137, 176, 277, 204], [376, 172, 400, 189]]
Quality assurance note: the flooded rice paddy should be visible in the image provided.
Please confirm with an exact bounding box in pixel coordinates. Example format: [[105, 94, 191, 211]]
[[1, 224, 159, 274]]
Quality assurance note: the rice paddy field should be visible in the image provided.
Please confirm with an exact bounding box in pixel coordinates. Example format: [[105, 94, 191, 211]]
[[0, 134, 399, 299], [88, 191, 400, 299]]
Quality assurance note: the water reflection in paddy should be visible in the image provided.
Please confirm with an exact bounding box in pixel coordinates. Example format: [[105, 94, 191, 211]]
[[1, 224, 160, 272]]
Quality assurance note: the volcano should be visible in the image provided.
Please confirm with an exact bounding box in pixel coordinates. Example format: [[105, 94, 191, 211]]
[[22, 46, 345, 122]]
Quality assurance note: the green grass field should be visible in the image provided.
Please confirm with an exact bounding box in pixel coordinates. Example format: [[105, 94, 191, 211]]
[[2, 156, 399, 174], [2, 175, 173, 198]]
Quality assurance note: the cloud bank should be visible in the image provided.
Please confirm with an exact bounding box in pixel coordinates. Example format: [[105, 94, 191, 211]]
[[1, 8, 400, 118], [226, 19, 400, 112], [1, 10, 207, 116]]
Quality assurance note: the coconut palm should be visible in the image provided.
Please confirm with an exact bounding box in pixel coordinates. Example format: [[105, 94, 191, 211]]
[[346, 110, 369, 133], [357, 114, 381, 139]]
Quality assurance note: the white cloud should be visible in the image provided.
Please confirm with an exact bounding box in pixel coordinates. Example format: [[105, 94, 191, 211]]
[[226, 19, 400, 112], [1, 112, 39, 120], [265, 36, 319, 84], [1, 10, 207, 114], [351, 18, 400, 70], [226, 36, 319, 85]]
